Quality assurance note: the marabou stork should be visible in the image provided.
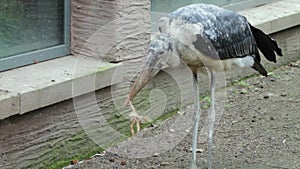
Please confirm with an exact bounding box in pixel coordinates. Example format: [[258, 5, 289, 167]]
[[124, 4, 282, 169]]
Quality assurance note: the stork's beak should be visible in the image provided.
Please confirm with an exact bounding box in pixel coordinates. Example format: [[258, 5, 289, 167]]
[[252, 61, 268, 77], [124, 68, 156, 106]]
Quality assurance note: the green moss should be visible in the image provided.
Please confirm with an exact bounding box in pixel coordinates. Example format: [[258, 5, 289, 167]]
[[33, 131, 105, 169], [96, 63, 119, 73], [224, 103, 231, 110], [232, 79, 250, 87], [201, 95, 211, 109], [140, 109, 178, 129], [46, 147, 104, 169]]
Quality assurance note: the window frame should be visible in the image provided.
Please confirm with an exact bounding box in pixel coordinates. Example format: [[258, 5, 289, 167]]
[[0, 0, 71, 72]]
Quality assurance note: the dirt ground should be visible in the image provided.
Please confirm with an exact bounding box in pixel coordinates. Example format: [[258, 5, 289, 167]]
[[66, 59, 300, 169]]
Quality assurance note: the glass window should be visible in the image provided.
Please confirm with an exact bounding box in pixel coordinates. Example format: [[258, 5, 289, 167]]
[[0, 0, 70, 72]]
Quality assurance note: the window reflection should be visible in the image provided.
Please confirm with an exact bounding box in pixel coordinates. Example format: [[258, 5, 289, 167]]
[[0, 0, 64, 59]]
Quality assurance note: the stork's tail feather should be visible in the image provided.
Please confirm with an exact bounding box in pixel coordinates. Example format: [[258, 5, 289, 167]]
[[250, 24, 283, 63]]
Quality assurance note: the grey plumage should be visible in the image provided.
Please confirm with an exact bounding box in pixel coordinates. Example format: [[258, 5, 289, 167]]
[[160, 4, 256, 59], [158, 4, 282, 75]]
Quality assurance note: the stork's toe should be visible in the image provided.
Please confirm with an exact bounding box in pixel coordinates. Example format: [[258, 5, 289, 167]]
[[129, 112, 151, 136]]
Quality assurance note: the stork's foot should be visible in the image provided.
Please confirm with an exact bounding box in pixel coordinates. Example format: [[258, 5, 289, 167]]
[[127, 100, 150, 136], [129, 112, 150, 136]]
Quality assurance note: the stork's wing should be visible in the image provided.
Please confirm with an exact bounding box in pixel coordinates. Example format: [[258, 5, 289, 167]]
[[159, 4, 259, 60]]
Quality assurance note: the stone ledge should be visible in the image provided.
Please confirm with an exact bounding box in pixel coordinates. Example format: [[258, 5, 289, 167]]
[[238, 0, 300, 34], [0, 56, 122, 120]]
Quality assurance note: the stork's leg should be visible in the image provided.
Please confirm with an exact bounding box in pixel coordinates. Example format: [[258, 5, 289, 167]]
[[208, 70, 216, 169], [190, 72, 201, 169]]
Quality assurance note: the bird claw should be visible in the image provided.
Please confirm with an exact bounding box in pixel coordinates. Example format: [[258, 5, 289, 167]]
[[129, 113, 151, 136], [128, 101, 151, 136], [130, 118, 140, 136]]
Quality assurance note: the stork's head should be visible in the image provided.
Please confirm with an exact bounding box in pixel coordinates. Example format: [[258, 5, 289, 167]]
[[146, 34, 174, 70], [125, 34, 176, 106]]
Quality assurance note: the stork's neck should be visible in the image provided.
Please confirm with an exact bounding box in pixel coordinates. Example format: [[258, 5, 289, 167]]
[[165, 35, 180, 55]]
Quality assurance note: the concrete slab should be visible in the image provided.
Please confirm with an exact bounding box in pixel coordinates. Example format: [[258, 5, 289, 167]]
[[0, 90, 19, 119], [239, 0, 300, 34], [0, 56, 122, 118]]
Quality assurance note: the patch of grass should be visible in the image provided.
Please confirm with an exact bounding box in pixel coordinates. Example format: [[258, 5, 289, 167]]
[[201, 95, 211, 109], [283, 69, 290, 75], [224, 104, 231, 110], [224, 73, 258, 90], [268, 72, 280, 78], [232, 79, 250, 87]]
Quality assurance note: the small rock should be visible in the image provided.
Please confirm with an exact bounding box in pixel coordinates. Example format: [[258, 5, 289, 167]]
[[153, 153, 159, 157], [151, 123, 158, 128], [263, 93, 274, 99], [270, 136, 275, 140], [185, 129, 190, 133], [71, 159, 79, 165], [109, 158, 115, 162], [189, 148, 203, 153], [280, 93, 287, 97], [177, 110, 185, 115], [289, 62, 300, 68], [240, 89, 248, 94], [245, 159, 250, 163], [92, 151, 106, 157], [169, 128, 175, 133], [160, 162, 170, 166], [120, 160, 126, 165]]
